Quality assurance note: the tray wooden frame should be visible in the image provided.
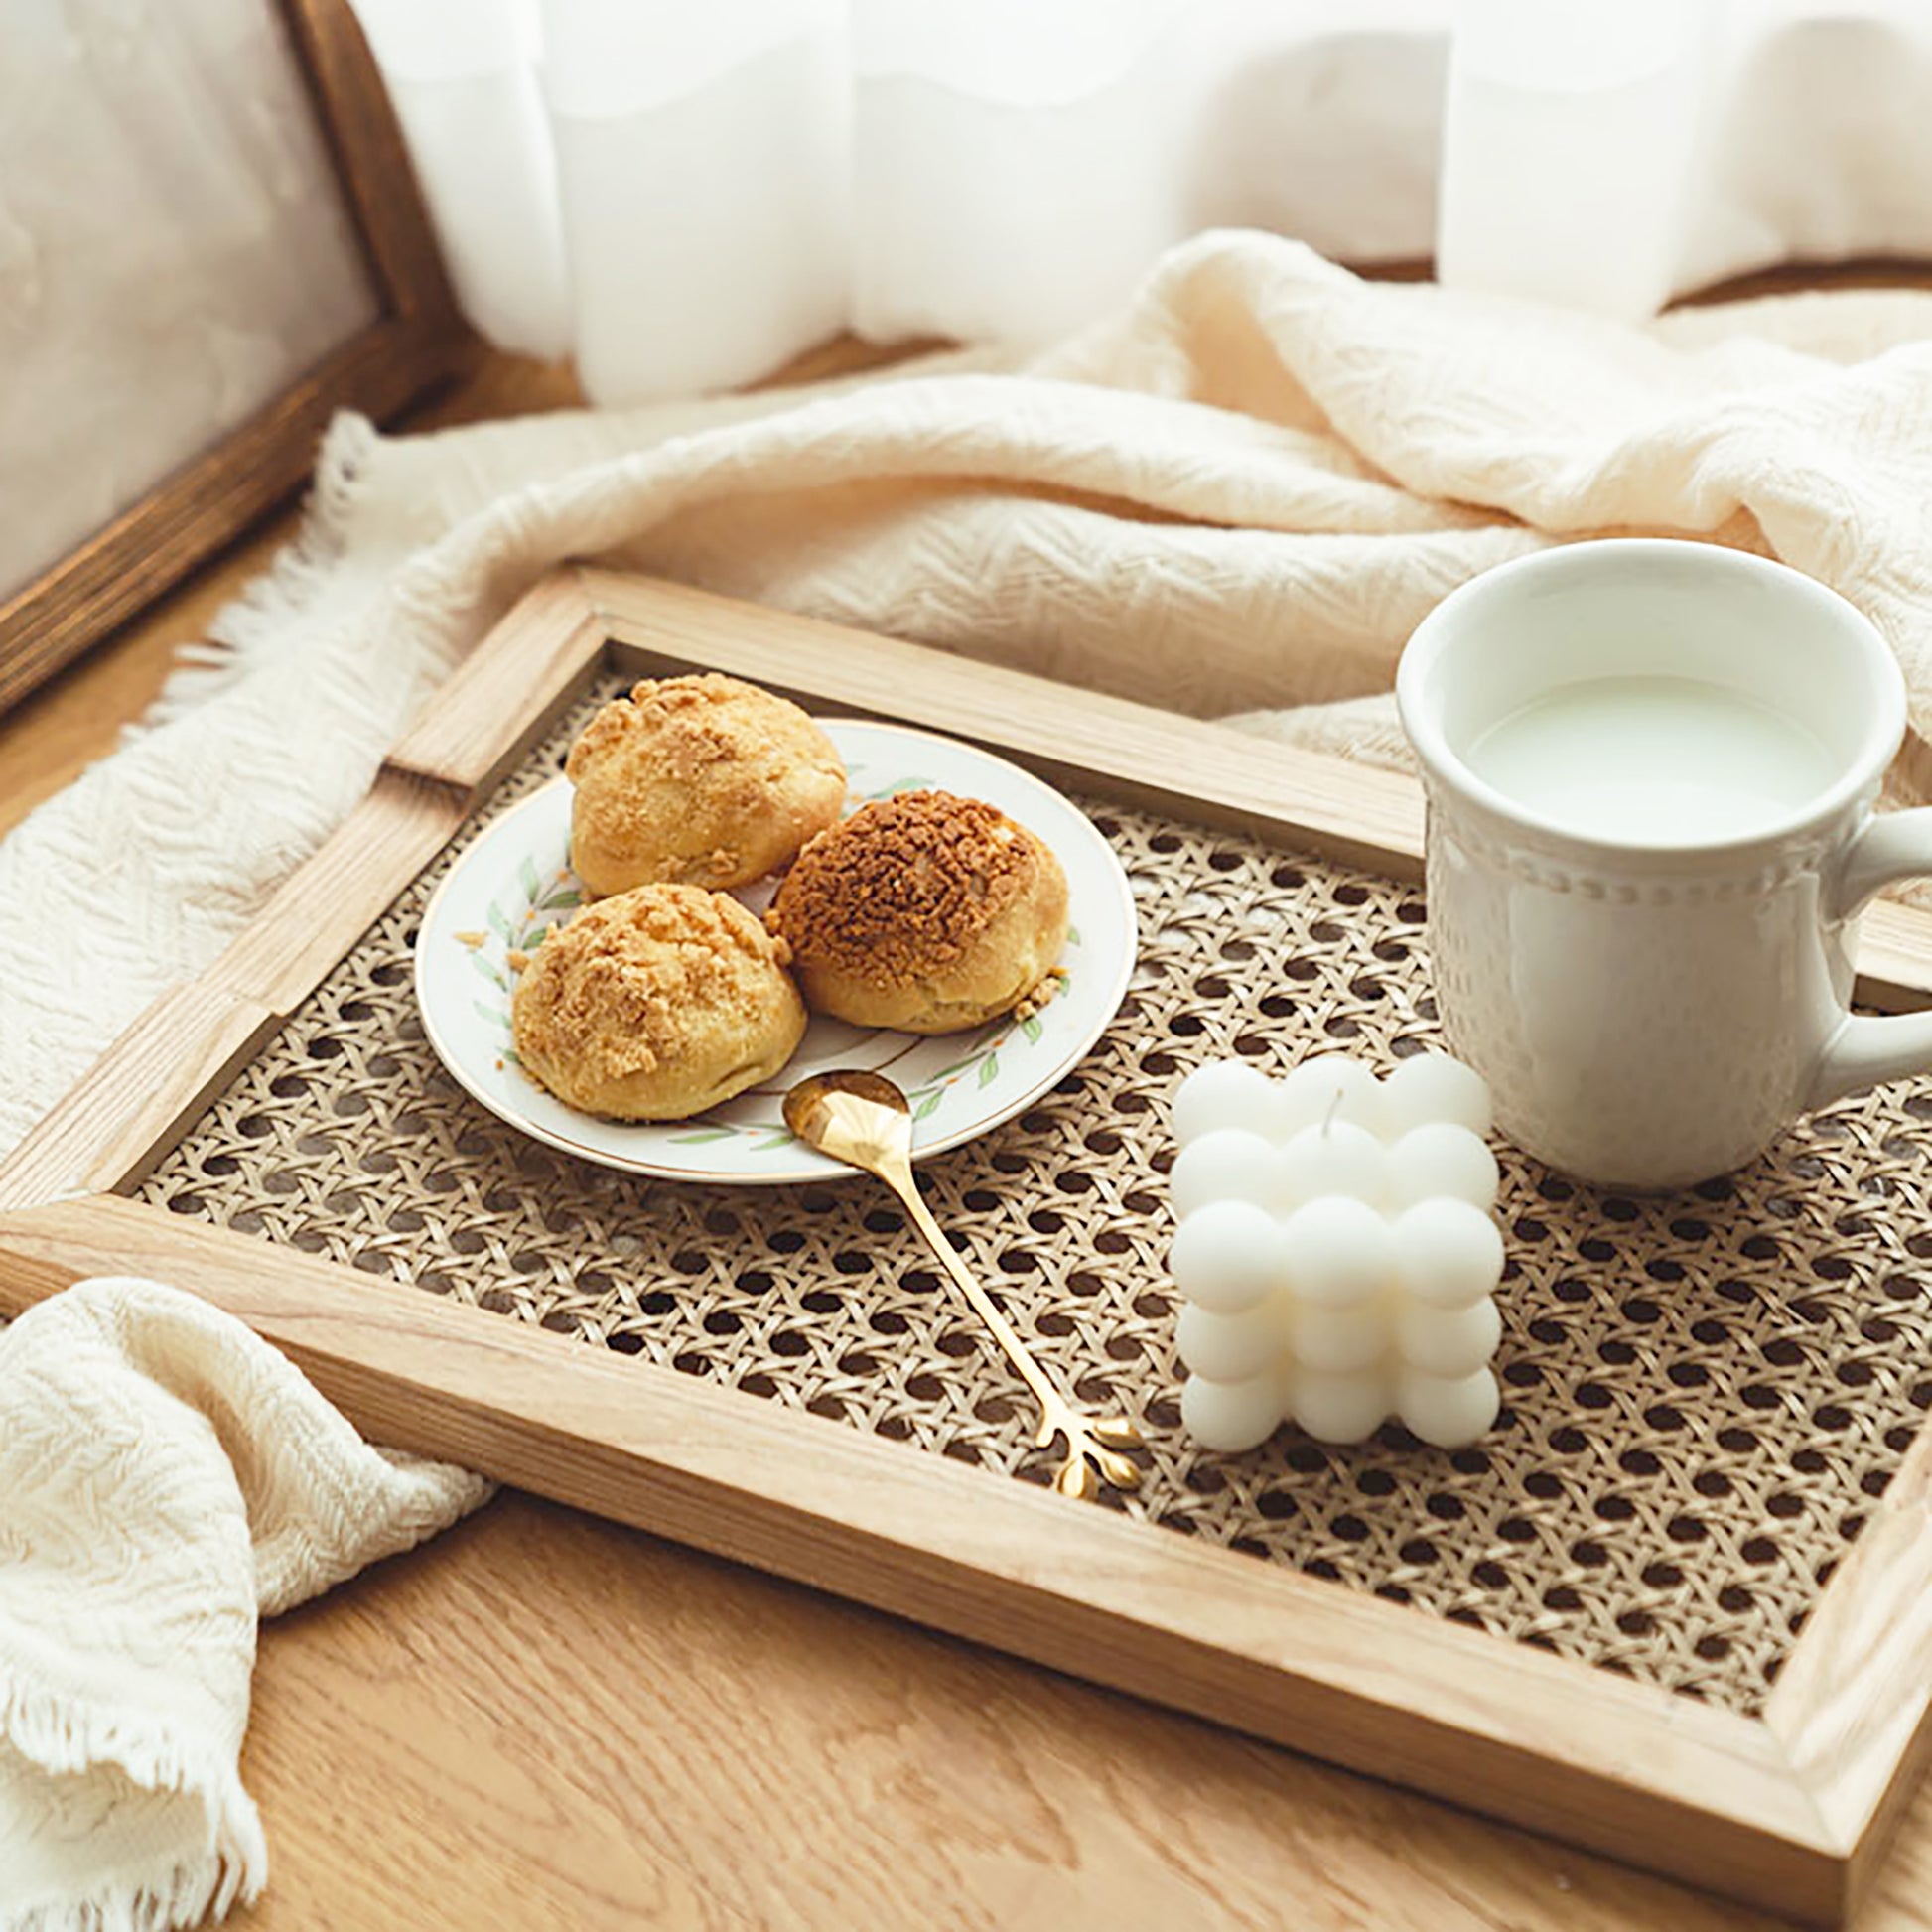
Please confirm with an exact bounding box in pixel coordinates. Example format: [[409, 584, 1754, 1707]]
[[7, 567, 1932, 1924], [0, 0, 471, 717]]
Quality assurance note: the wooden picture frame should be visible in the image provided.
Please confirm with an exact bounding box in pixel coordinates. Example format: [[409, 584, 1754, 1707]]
[[5, 568, 1932, 1924], [0, 0, 470, 718]]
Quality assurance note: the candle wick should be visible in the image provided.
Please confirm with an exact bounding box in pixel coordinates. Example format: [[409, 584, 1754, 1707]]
[[1322, 1090, 1343, 1139]]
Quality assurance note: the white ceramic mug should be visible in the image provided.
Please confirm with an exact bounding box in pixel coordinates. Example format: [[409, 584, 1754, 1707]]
[[1396, 538, 1932, 1189]]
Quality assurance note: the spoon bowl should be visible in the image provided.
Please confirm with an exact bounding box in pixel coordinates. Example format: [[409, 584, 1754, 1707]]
[[783, 1070, 913, 1167]]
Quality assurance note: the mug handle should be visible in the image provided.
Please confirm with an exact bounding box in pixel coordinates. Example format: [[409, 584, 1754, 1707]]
[[1808, 809, 1932, 1109]]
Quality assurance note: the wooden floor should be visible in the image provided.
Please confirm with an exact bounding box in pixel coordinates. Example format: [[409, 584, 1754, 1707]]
[[8, 331, 1932, 1931]]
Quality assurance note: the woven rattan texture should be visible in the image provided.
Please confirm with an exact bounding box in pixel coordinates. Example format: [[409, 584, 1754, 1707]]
[[142, 683, 1932, 1714]]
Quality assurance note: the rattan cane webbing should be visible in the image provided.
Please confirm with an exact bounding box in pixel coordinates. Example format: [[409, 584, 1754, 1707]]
[[141, 682, 1932, 1713]]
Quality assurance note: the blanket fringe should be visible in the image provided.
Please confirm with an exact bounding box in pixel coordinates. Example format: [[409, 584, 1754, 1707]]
[[6, 1856, 224, 1932], [133, 411, 378, 736], [0, 1670, 267, 1931]]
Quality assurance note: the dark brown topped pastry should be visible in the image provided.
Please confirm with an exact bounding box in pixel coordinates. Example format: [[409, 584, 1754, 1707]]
[[766, 790, 1067, 1035]]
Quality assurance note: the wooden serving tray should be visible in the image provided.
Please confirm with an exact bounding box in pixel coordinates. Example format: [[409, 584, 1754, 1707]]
[[8, 568, 1932, 1924]]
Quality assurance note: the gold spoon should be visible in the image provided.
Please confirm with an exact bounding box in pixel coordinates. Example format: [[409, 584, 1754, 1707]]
[[783, 1070, 1144, 1500]]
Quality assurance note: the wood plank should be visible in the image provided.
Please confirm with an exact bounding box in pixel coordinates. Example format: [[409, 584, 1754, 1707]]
[[0, 1196, 1839, 1921], [0, 323, 467, 718], [0, 361, 583, 842], [583, 570, 1430, 881], [240, 1488, 1787, 1932], [0, 0, 468, 717], [203, 767, 467, 1013], [585, 569, 1932, 1010], [0, 771, 463, 1214], [281, 0, 462, 334], [1765, 1422, 1932, 1917], [383, 572, 609, 795], [0, 992, 283, 1211]]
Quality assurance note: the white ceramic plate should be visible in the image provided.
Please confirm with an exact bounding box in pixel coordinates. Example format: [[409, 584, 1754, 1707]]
[[414, 719, 1138, 1184]]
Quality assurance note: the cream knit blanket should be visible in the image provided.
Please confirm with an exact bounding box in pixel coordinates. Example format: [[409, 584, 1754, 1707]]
[[0, 1283, 489, 1930], [10, 234, 1932, 1149], [5, 233, 1932, 1929]]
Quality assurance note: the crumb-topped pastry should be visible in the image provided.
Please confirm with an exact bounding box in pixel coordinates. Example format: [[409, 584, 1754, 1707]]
[[511, 884, 804, 1120], [566, 673, 846, 897], [766, 790, 1068, 1035]]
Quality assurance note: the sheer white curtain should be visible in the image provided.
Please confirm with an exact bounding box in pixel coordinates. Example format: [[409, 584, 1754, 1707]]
[[348, 0, 1932, 403]]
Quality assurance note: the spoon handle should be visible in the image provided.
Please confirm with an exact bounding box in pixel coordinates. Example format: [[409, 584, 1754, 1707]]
[[886, 1162, 1064, 1415], [878, 1158, 1142, 1499]]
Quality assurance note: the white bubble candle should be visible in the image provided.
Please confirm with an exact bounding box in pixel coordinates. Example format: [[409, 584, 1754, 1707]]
[[1169, 1052, 1505, 1452]]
